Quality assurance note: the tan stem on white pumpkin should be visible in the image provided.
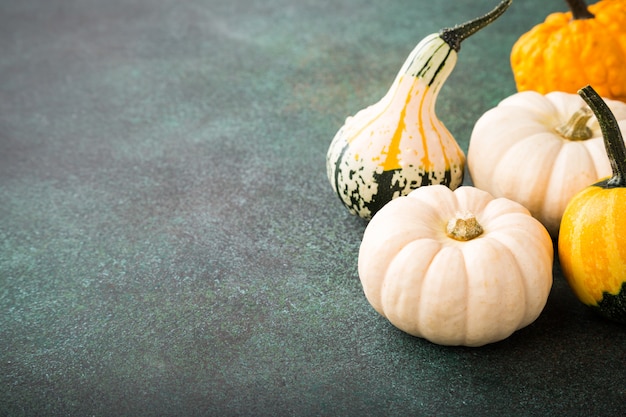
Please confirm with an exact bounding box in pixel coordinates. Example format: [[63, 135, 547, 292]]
[[555, 107, 593, 140], [446, 211, 484, 241]]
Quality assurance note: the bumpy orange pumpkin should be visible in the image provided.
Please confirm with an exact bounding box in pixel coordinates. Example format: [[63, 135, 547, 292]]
[[511, 0, 626, 102]]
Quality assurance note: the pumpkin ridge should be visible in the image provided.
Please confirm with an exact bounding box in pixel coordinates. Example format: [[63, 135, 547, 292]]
[[382, 81, 418, 171], [416, 245, 466, 342], [498, 236, 531, 329], [380, 237, 442, 328], [580, 138, 606, 180], [460, 249, 470, 346], [491, 134, 559, 205], [539, 140, 596, 234], [483, 234, 538, 328], [460, 237, 521, 344]]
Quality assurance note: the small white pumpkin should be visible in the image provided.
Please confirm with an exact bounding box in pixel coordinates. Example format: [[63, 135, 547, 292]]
[[467, 90, 626, 238], [358, 184, 553, 347]]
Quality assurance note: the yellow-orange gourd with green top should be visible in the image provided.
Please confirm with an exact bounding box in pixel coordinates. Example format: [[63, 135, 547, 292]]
[[511, 0, 626, 102], [559, 85, 626, 324]]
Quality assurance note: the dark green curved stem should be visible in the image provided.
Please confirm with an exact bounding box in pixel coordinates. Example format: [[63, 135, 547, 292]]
[[565, 0, 594, 20], [439, 0, 512, 52], [578, 85, 626, 188]]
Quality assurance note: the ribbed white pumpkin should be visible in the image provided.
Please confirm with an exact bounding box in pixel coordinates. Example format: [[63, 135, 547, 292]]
[[467, 90, 626, 238], [358, 185, 553, 347]]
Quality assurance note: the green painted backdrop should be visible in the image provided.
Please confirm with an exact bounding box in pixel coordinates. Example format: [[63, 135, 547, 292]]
[[1, 0, 624, 416]]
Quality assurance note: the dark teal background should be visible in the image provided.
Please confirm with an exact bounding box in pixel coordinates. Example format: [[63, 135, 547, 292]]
[[1, 0, 625, 416]]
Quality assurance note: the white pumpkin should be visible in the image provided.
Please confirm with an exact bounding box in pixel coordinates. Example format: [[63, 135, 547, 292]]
[[358, 185, 553, 347], [467, 90, 626, 238]]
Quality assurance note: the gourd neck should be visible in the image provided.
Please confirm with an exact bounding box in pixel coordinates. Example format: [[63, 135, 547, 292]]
[[403, 33, 458, 86], [579, 85, 626, 188], [566, 0, 594, 20], [439, 0, 511, 52], [447, 212, 484, 241], [556, 107, 593, 141]]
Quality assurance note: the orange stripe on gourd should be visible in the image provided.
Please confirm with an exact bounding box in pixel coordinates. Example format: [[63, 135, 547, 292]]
[[381, 78, 413, 171]]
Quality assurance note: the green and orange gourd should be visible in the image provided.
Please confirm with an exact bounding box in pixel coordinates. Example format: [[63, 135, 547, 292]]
[[326, 0, 512, 219]]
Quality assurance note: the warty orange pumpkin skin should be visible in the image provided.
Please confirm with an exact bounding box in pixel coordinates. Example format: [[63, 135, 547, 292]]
[[559, 85, 626, 324], [510, 0, 626, 102]]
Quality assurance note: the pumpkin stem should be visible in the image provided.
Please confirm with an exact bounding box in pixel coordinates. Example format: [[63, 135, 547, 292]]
[[446, 211, 484, 241], [439, 0, 512, 52], [555, 107, 593, 141], [565, 0, 594, 20], [578, 85, 626, 188]]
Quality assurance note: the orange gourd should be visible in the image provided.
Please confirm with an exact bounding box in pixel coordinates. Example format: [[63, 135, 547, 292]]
[[511, 0, 626, 102], [559, 85, 626, 323]]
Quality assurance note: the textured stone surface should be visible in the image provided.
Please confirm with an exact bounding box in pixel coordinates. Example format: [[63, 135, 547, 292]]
[[1, 0, 625, 416]]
